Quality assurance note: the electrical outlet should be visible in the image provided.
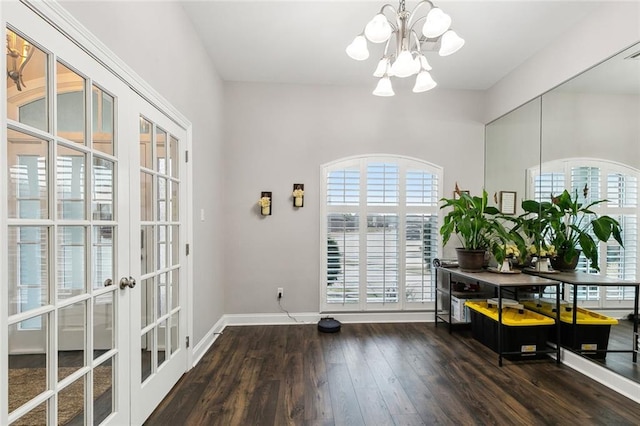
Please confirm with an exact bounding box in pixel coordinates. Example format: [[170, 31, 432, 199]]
[[277, 287, 283, 299]]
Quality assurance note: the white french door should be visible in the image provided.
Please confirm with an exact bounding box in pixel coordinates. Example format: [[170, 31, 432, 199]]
[[130, 97, 188, 425], [2, 2, 189, 425]]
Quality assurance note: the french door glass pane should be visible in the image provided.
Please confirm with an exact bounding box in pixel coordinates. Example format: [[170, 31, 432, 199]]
[[93, 292, 114, 359], [157, 226, 167, 270], [141, 331, 153, 383], [141, 278, 154, 329], [169, 136, 179, 178], [7, 129, 49, 219], [170, 269, 179, 310], [139, 118, 152, 169], [58, 300, 86, 381], [57, 145, 86, 220], [158, 319, 167, 368], [158, 273, 167, 318], [92, 85, 114, 155], [170, 225, 179, 267], [7, 29, 49, 132], [56, 62, 85, 144], [156, 128, 166, 173], [169, 181, 179, 221], [58, 375, 86, 425], [92, 226, 113, 290], [92, 157, 113, 220], [8, 226, 49, 316], [170, 314, 179, 355], [140, 172, 153, 221], [157, 177, 166, 221], [57, 226, 86, 299], [94, 357, 114, 425], [141, 225, 154, 276], [8, 314, 49, 414]]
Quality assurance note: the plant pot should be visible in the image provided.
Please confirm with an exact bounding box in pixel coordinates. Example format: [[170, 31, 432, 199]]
[[550, 250, 581, 271], [455, 248, 486, 272]]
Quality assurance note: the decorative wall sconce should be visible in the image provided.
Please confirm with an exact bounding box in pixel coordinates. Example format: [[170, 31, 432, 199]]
[[292, 184, 304, 208], [6, 30, 34, 92], [258, 192, 272, 216]]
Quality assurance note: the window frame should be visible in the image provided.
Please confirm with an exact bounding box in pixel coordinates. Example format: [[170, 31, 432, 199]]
[[527, 157, 639, 308], [320, 155, 443, 312]]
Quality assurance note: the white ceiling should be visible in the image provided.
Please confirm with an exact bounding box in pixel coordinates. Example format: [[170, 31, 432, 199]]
[[180, 0, 607, 91]]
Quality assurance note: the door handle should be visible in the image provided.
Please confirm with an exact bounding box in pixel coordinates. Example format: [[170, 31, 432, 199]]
[[104, 278, 113, 287], [120, 276, 137, 289]]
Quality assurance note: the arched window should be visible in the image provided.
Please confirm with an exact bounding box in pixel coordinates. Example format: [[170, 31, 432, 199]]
[[528, 158, 638, 308], [320, 155, 443, 311]]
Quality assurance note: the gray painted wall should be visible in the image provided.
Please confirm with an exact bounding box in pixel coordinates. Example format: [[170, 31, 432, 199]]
[[222, 83, 484, 313]]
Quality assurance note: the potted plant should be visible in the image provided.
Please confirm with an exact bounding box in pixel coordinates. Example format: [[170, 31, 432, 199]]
[[519, 187, 623, 271], [440, 189, 514, 271]]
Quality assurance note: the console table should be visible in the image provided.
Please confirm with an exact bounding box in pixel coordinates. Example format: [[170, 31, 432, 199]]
[[435, 267, 561, 366], [524, 270, 639, 362]]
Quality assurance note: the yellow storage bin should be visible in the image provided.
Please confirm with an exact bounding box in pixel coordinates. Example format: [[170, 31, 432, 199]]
[[521, 299, 617, 359], [464, 301, 555, 359], [465, 301, 555, 326]]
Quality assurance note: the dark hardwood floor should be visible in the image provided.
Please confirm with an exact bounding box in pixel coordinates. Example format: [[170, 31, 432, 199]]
[[145, 322, 640, 426]]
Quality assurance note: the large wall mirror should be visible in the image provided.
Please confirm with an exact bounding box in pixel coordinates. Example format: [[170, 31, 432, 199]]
[[485, 41, 640, 383]]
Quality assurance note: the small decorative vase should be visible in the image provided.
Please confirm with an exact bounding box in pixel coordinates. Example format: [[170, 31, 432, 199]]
[[500, 259, 511, 272], [535, 257, 551, 272], [294, 196, 303, 207], [261, 206, 270, 215]]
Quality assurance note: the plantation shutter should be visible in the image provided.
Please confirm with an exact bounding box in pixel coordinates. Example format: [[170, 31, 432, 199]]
[[532, 159, 639, 307], [322, 156, 442, 311]]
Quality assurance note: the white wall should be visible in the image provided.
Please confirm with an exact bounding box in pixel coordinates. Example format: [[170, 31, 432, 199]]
[[61, 1, 226, 344], [485, 1, 640, 123], [222, 83, 484, 313]]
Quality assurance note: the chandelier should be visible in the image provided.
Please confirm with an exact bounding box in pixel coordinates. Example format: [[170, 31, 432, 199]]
[[6, 31, 34, 92], [346, 0, 464, 96]]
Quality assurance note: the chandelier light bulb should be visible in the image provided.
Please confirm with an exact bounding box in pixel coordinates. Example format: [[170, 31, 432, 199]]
[[373, 57, 390, 77], [373, 76, 395, 97], [422, 8, 452, 38], [413, 70, 437, 93], [391, 50, 419, 78], [364, 13, 392, 43], [439, 30, 465, 56], [346, 35, 370, 60]]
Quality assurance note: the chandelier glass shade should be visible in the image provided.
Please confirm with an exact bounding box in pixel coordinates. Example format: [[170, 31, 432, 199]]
[[346, 0, 464, 96]]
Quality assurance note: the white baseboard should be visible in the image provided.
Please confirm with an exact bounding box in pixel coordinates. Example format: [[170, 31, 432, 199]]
[[560, 348, 640, 404], [191, 315, 227, 368]]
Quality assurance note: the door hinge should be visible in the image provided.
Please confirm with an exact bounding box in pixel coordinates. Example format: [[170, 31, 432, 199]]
[[186, 336, 190, 348], [185, 150, 189, 163], [186, 243, 190, 256]]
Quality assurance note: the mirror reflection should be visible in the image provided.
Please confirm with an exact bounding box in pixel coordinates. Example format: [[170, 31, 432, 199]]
[[485, 42, 640, 383]]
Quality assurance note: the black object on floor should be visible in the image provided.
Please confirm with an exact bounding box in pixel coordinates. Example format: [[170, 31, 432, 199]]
[[318, 317, 341, 333]]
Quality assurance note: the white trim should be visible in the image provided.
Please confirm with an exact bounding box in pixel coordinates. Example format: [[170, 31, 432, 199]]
[[0, 1, 9, 423], [191, 315, 226, 368], [560, 348, 640, 404]]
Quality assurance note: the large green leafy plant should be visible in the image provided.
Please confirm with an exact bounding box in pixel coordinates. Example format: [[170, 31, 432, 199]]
[[520, 188, 623, 271], [440, 190, 517, 260]]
